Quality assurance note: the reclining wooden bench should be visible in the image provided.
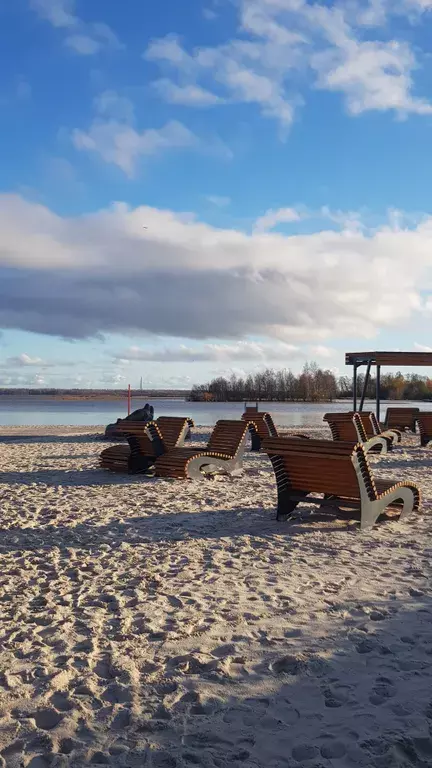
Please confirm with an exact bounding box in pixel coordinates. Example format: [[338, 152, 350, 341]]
[[323, 412, 388, 454], [241, 410, 308, 451], [154, 419, 257, 479], [99, 417, 194, 474], [263, 437, 421, 530], [417, 412, 432, 447], [345, 411, 401, 445], [384, 407, 419, 433]]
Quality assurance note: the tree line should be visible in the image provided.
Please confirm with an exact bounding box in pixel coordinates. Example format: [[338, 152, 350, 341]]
[[189, 364, 432, 402]]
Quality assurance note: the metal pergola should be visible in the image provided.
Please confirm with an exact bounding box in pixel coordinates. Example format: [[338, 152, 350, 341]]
[[345, 351, 432, 421]]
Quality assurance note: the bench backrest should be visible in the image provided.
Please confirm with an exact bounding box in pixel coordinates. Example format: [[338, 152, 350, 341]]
[[263, 437, 376, 500], [384, 407, 419, 430], [156, 417, 192, 450], [207, 419, 253, 457], [241, 411, 277, 439], [121, 416, 193, 455], [417, 412, 432, 435], [323, 412, 365, 443], [344, 411, 377, 438]]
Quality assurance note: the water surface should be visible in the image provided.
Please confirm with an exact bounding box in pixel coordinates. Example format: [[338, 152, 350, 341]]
[[0, 396, 429, 428]]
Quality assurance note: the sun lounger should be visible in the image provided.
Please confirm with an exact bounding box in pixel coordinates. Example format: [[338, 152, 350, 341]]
[[416, 412, 432, 447], [154, 419, 257, 479], [99, 417, 194, 474], [241, 410, 308, 451], [323, 412, 388, 454], [384, 407, 419, 433], [263, 437, 421, 530]]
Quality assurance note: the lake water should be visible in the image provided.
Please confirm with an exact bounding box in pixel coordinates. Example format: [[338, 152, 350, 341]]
[[0, 396, 430, 428]]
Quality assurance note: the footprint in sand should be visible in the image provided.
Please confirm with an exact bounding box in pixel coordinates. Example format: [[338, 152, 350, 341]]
[[33, 708, 63, 730], [50, 692, 74, 712], [369, 676, 396, 705], [94, 657, 120, 681], [102, 682, 132, 704]]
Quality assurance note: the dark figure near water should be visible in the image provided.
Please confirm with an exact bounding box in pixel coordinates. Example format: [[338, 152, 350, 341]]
[[104, 402, 155, 440]]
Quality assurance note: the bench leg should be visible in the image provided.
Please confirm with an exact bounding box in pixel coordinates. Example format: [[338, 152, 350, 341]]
[[128, 455, 155, 474], [250, 432, 261, 452], [360, 487, 417, 531], [276, 489, 308, 521]]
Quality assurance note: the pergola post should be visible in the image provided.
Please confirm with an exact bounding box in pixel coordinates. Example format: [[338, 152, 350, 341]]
[[376, 365, 381, 423], [359, 361, 371, 412], [353, 363, 358, 412]]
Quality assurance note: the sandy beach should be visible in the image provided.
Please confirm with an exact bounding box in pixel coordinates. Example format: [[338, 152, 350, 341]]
[[1, 424, 432, 767]]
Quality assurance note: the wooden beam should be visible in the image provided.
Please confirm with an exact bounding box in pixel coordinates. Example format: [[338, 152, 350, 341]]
[[346, 351, 432, 367]]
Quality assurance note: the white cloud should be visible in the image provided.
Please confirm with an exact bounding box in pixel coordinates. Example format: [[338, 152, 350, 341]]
[[254, 207, 302, 232], [152, 79, 223, 106], [31, 0, 121, 55], [312, 39, 432, 116], [65, 34, 101, 55], [0, 194, 432, 343], [308, 345, 335, 358], [72, 119, 197, 176], [30, 0, 76, 28], [0, 353, 75, 369], [414, 342, 432, 352], [206, 195, 231, 207], [146, 0, 432, 128], [101, 372, 127, 385], [94, 91, 136, 122], [72, 90, 230, 175], [146, 35, 193, 67], [146, 33, 299, 129], [5, 354, 45, 367], [114, 341, 302, 363]]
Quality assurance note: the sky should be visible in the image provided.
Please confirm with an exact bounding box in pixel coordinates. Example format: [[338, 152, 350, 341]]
[[1, 0, 432, 389]]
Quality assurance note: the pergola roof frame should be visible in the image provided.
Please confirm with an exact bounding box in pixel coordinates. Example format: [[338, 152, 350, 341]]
[[345, 351, 432, 421]]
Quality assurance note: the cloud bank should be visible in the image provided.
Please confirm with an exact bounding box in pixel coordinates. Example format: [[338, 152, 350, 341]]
[[0, 193, 431, 342]]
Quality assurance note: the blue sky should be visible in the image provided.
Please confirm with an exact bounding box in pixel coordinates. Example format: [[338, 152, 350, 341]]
[[1, 0, 432, 389]]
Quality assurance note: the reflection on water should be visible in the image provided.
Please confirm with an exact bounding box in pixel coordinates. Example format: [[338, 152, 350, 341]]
[[0, 396, 430, 428]]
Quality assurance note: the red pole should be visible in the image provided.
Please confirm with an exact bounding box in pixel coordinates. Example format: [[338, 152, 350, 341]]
[[127, 384, 131, 415]]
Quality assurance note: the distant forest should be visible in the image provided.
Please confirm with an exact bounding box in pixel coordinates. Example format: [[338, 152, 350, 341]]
[[189, 363, 432, 402]]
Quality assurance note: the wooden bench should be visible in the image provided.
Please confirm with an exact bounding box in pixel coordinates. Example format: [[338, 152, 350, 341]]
[[154, 419, 257, 479], [384, 407, 419, 433], [416, 412, 432, 447], [241, 410, 308, 451], [323, 412, 388, 454], [263, 437, 421, 530], [345, 411, 401, 446], [99, 417, 194, 474]]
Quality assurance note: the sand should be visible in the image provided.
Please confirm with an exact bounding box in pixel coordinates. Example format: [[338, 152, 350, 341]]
[[0, 424, 432, 768]]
